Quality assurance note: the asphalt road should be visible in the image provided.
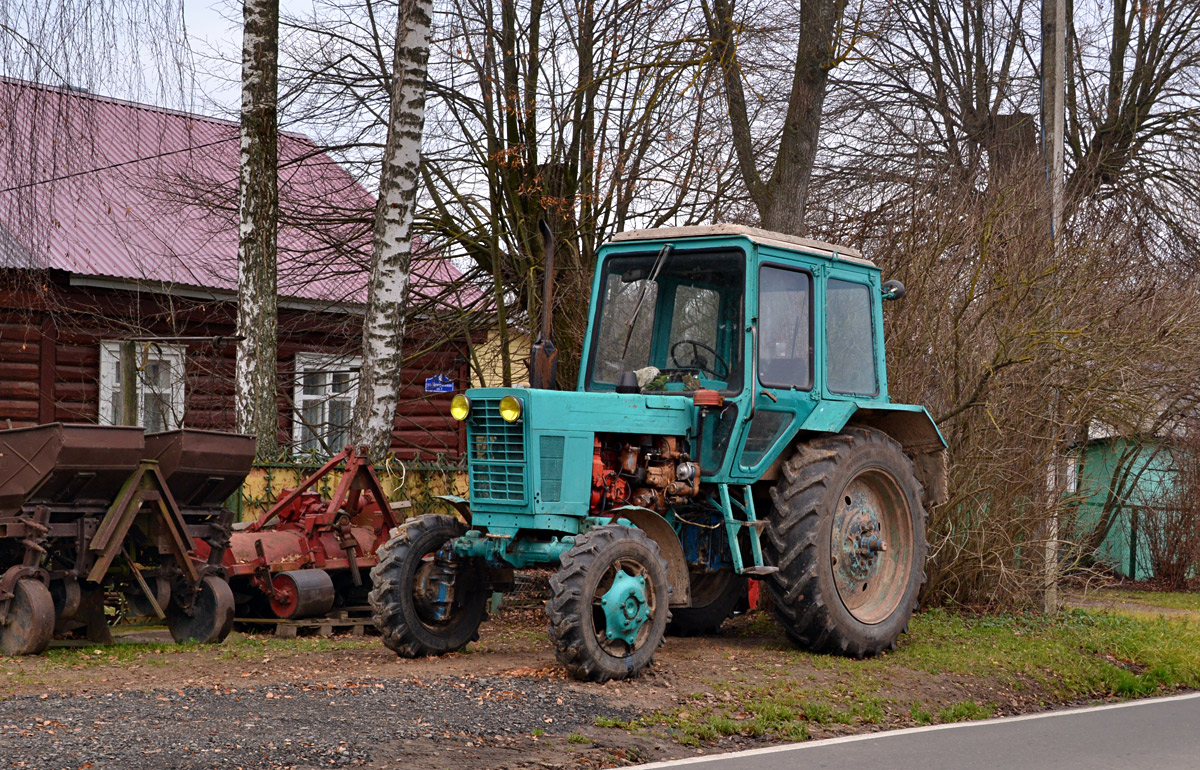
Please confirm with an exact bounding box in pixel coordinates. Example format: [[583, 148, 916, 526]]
[[633, 692, 1200, 770]]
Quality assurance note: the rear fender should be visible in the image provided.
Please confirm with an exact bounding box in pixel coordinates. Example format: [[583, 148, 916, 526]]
[[759, 405, 949, 508], [852, 408, 948, 507]]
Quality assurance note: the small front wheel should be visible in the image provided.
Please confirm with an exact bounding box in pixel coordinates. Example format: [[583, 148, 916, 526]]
[[0, 578, 54, 655], [547, 525, 671, 682], [369, 514, 486, 657], [167, 575, 235, 644]]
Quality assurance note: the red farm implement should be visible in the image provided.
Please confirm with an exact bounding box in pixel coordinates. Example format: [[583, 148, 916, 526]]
[[196, 446, 403, 621]]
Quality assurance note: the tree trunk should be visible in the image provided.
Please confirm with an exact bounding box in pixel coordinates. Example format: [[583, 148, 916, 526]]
[[704, 0, 847, 235], [351, 0, 433, 459], [236, 0, 280, 459]]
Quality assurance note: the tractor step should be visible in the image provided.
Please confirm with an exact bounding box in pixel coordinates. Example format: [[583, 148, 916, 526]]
[[740, 519, 769, 530], [739, 566, 779, 576]]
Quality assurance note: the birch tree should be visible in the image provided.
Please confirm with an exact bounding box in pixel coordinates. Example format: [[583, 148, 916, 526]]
[[236, 0, 281, 458], [351, 0, 433, 458]]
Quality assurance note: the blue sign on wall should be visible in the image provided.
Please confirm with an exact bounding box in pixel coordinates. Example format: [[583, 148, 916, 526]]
[[424, 374, 455, 393]]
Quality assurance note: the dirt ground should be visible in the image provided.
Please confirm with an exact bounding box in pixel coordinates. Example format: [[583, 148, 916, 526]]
[[0, 603, 1075, 770]]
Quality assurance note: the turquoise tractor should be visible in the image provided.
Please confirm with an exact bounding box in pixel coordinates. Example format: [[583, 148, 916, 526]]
[[369, 224, 947, 682]]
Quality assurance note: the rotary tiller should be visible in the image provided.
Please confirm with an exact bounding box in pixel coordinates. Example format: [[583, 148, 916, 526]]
[[196, 446, 402, 621]]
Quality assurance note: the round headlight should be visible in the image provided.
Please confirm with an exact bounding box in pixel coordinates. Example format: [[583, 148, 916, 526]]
[[450, 394, 471, 421], [498, 395, 523, 423]]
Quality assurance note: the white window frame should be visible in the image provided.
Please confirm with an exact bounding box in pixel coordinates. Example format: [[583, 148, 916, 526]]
[[98, 341, 187, 431], [292, 352, 362, 455]]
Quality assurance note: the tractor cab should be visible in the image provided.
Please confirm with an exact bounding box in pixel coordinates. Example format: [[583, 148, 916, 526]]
[[585, 245, 747, 396], [582, 224, 902, 482]]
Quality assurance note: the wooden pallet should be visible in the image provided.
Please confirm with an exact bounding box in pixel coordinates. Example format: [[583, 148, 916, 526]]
[[235, 606, 378, 638]]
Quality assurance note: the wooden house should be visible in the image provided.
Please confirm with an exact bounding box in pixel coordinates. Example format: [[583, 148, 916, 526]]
[[0, 78, 475, 460]]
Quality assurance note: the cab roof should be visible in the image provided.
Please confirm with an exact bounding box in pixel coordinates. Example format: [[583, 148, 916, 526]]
[[609, 224, 874, 268]]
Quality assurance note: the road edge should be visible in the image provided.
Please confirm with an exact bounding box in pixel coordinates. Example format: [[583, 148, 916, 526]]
[[628, 690, 1200, 768]]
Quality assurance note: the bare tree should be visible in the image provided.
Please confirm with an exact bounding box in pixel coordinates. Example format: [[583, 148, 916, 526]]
[[236, 0, 281, 458], [277, 0, 738, 388], [702, 0, 849, 235], [1140, 425, 1200, 589], [351, 0, 434, 458]]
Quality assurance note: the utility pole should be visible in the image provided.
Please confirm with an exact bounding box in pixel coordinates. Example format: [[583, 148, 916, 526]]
[[1042, 0, 1066, 240], [1041, 0, 1066, 614]]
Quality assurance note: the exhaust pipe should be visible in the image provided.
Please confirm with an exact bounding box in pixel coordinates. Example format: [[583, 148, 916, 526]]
[[529, 220, 558, 389]]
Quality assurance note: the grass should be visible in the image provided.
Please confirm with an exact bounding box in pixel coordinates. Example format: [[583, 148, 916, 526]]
[[937, 700, 996, 722], [599, 603, 1200, 748], [4, 632, 374, 673], [1090, 590, 1200, 613]]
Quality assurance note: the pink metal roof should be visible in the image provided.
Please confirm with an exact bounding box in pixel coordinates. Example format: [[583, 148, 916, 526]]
[[0, 78, 471, 308]]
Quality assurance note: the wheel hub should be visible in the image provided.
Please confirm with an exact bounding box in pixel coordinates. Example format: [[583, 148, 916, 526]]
[[827, 468, 914, 626], [836, 498, 888, 584], [599, 569, 649, 645]]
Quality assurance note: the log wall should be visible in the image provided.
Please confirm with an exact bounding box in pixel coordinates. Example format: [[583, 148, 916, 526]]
[[0, 273, 468, 459]]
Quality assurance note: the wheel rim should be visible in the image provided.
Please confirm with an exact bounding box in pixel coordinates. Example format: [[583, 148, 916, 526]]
[[411, 546, 473, 631], [831, 468, 914, 624], [592, 557, 657, 654]]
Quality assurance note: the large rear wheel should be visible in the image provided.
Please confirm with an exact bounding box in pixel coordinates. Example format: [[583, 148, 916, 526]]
[[369, 514, 486, 657], [546, 525, 671, 682], [762, 426, 926, 657]]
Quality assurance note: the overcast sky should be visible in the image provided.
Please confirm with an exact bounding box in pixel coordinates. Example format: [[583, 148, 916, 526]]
[[182, 0, 241, 112], [182, 0, 311, 119], [0, 0, 309, 121]]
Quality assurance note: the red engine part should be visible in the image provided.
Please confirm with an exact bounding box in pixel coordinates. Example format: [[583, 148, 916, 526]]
[[192, 446, 402, 620], [591, 438, 630, 511], [589, 435, 701, 514]]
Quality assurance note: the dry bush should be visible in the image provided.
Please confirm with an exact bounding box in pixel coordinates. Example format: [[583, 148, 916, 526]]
[[834, 169, 1200, 609], [1139, 429, 1200, 589]]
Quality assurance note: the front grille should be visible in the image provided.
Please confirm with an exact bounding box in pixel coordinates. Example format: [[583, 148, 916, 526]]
[[467, 398, 526, 503]]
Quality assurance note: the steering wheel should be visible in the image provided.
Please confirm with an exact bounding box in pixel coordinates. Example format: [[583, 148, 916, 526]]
[[669, 339, 729, 379]]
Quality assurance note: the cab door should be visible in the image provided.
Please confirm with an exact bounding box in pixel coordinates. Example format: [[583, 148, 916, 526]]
[[822, 267, 884, 404], [728, 259, 820, 481]]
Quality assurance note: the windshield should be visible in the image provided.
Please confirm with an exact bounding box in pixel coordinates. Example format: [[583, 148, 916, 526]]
[[586, 248, 745, 394]]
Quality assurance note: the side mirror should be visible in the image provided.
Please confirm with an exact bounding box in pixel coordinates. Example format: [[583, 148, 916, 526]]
[[882, 279, 906, 301]]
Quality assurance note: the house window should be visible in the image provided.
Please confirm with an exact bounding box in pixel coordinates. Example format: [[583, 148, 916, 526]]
[[293, 353, 361, 454], [98, 341, 186, 432]]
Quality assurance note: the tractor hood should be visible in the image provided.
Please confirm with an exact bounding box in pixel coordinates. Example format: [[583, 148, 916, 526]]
[[456, 387, 697, 529], [463, 387, 697, 435]]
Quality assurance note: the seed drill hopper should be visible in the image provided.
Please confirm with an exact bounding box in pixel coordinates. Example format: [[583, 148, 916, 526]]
[[0, 423, 253, 653]]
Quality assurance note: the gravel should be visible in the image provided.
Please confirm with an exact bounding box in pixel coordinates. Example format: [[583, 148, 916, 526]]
[[0, 676, 636, 770]]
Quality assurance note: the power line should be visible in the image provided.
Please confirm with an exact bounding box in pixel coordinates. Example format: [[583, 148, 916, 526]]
[[0, 136, 238, 193]]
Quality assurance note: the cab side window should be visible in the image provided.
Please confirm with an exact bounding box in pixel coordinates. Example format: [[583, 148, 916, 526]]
[[826, 279, 878, 396], [757, 266, 812, 389]]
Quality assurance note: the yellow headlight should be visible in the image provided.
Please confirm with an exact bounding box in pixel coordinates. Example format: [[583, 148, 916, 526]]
[[450, 394, 471, 421], [498, 395, 523, 423]]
